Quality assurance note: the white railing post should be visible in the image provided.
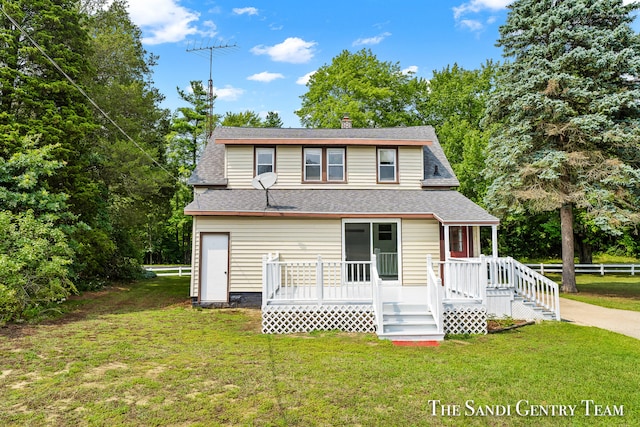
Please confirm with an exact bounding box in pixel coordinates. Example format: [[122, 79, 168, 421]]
[[480, 255, 488, 301], [316, 255, 323, 305], [262, 254, 269, 308]]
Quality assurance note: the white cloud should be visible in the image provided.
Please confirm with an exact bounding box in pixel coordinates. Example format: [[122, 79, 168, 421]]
[[214, 85, 244, 101], [459, 19, 485, 32], [352, 32, 391, 47], [402, 65, 418, 75], [251, 37, 317, 64], [127, 0, 202, 45], [296, 70, 317, 85], [453, 0, 511, 19], [247, 72, 285, 83], [233, 7, 259, 16]]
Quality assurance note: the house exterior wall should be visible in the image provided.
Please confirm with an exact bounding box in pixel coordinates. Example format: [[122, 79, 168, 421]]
[[190, 216, 442, 297], [191, 217, 343, 296], [401, 219, 441, 286], [224, 145, 423, 190]]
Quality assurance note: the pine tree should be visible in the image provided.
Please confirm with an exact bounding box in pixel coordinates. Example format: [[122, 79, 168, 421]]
[[484, 0, 640, 292]]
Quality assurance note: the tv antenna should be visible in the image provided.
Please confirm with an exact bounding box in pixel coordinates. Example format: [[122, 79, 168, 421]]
[[251, 172, 277, 207], [186, 41, 237, 137]]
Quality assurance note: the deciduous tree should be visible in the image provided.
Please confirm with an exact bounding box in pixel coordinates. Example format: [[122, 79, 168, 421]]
[[296, 49, 427, 128]]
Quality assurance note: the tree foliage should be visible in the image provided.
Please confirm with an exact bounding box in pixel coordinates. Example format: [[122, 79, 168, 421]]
[[0, 135, 75, 323], [296, 49, 428, 128], [418, 62, 498, 203], [483, 0, 640, 291]]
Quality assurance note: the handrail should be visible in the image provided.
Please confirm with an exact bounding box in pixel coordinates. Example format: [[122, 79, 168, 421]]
[[511, 258, 560, 320], [426, 255, 444, 334], [371, 254, 384, 333]]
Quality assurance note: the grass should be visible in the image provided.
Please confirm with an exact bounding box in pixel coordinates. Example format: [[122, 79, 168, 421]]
[[1, 277, 639, 426], [555, 274, 640, 312]]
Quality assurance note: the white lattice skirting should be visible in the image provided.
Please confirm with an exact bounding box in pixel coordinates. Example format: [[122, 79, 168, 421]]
[[444, 305, 487, 335], [262, 304, 375, 334]]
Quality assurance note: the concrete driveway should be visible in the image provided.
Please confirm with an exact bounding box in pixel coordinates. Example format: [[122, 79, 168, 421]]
[[560, 298, 640, 340]]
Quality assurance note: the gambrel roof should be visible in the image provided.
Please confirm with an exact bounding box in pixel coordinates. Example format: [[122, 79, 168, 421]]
[[188, 126, 459, 188]]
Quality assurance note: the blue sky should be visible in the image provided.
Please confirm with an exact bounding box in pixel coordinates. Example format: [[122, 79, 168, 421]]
[[123, 0, 639, 128]]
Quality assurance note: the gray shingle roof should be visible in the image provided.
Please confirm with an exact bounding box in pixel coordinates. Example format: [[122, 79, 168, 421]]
[[188, 126, 459, 187], [210, 125, 440, 140], [184, 189, 498, 224]]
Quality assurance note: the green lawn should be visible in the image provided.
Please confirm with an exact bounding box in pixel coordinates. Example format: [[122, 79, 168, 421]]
[[551, 274, 640, 312], [1, 277, 638, 426]]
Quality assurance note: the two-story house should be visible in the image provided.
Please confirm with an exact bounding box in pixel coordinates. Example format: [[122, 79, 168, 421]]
[[185, 121, 560, 343]]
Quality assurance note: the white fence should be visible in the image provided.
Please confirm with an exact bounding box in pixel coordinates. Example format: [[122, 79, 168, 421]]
[[526, 263, 639, 276], [144, 265, 192, 277]]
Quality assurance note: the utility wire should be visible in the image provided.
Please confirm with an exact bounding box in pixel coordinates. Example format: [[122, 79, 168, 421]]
[[0, 6, 179, 182]]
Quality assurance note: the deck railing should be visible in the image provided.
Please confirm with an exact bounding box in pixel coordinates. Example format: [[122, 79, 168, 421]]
[[371, 254, 384, 333], [442, 258, 486, 301], [443, 257, 560, 320], [374, 250, 398, 277], [262, 254, 374, 306]]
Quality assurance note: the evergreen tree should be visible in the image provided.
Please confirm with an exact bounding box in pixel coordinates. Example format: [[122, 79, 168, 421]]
[[263, 111, 284, 128], [483, 0, 640, 292], [221, 110, 263, 127]]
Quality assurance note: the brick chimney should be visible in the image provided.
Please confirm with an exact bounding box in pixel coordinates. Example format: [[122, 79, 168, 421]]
[[341, 114, 352, 129]]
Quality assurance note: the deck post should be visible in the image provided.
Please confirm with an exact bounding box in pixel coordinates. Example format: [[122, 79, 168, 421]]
[[444, 225, 451, 260], [316, 255, 323, 305], [491, 225, 498, 258], [262, 255, 269, 307]]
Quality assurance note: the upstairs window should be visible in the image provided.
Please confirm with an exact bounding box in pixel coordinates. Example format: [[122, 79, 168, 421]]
[[304, 148, 322, 181], [327, 148, 345, 181], [377, 148, 397, 183], [255, 147, 275, 175], [303, 147, 345, 182]]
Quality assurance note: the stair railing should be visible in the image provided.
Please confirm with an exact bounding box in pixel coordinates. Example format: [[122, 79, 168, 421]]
[[426, 255, 444, 334], [371, 254, 384, 333], [508, 257, 561, 320]]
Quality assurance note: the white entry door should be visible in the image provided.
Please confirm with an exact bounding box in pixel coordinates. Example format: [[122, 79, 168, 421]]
[[200, 233, 229, 302]]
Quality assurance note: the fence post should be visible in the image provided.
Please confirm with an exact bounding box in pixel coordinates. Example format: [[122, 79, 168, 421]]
[[316, 255, 323, 305], [600, 264, 605, 276], [178, 266, 183, 277]]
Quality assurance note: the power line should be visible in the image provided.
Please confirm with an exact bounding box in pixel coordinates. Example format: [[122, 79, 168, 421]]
[[0, 6, 179, 182]]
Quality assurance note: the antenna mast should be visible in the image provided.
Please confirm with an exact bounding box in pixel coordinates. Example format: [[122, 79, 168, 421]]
[[186, 42, 236, 137]]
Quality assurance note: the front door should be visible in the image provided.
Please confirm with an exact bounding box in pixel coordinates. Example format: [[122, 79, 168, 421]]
[[449, 226, 470, 258], [200, 233, 229, 302]]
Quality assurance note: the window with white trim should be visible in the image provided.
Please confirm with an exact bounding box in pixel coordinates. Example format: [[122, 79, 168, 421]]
[[255, 147, 274, 175], [377, 148, 397, 182]]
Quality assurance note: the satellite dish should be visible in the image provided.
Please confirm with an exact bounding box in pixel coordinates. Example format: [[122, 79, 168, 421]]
[[252, 172, 277, 190], [252, 172, 277, 207]]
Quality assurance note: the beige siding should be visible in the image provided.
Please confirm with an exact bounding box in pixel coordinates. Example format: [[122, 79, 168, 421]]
[[226, 146, 254, 189], [192, 217, 342, 294], [224, 144, 424, 189], [398, 146, 424, 189], [401, 219, 441, 286], [274, 145, 302, 186]]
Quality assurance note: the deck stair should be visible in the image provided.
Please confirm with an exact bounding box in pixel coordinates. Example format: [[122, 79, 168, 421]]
[[377, 302, 444, 342], [513, 294, 557, 321]]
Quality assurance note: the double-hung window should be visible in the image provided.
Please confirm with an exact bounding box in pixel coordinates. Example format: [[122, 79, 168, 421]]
[[377, 148, 397, 182], [303, 147, 345, 182], [255, 147, 275, 175], [304, 148, 322, 181], [327, 148, 345, 181]]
